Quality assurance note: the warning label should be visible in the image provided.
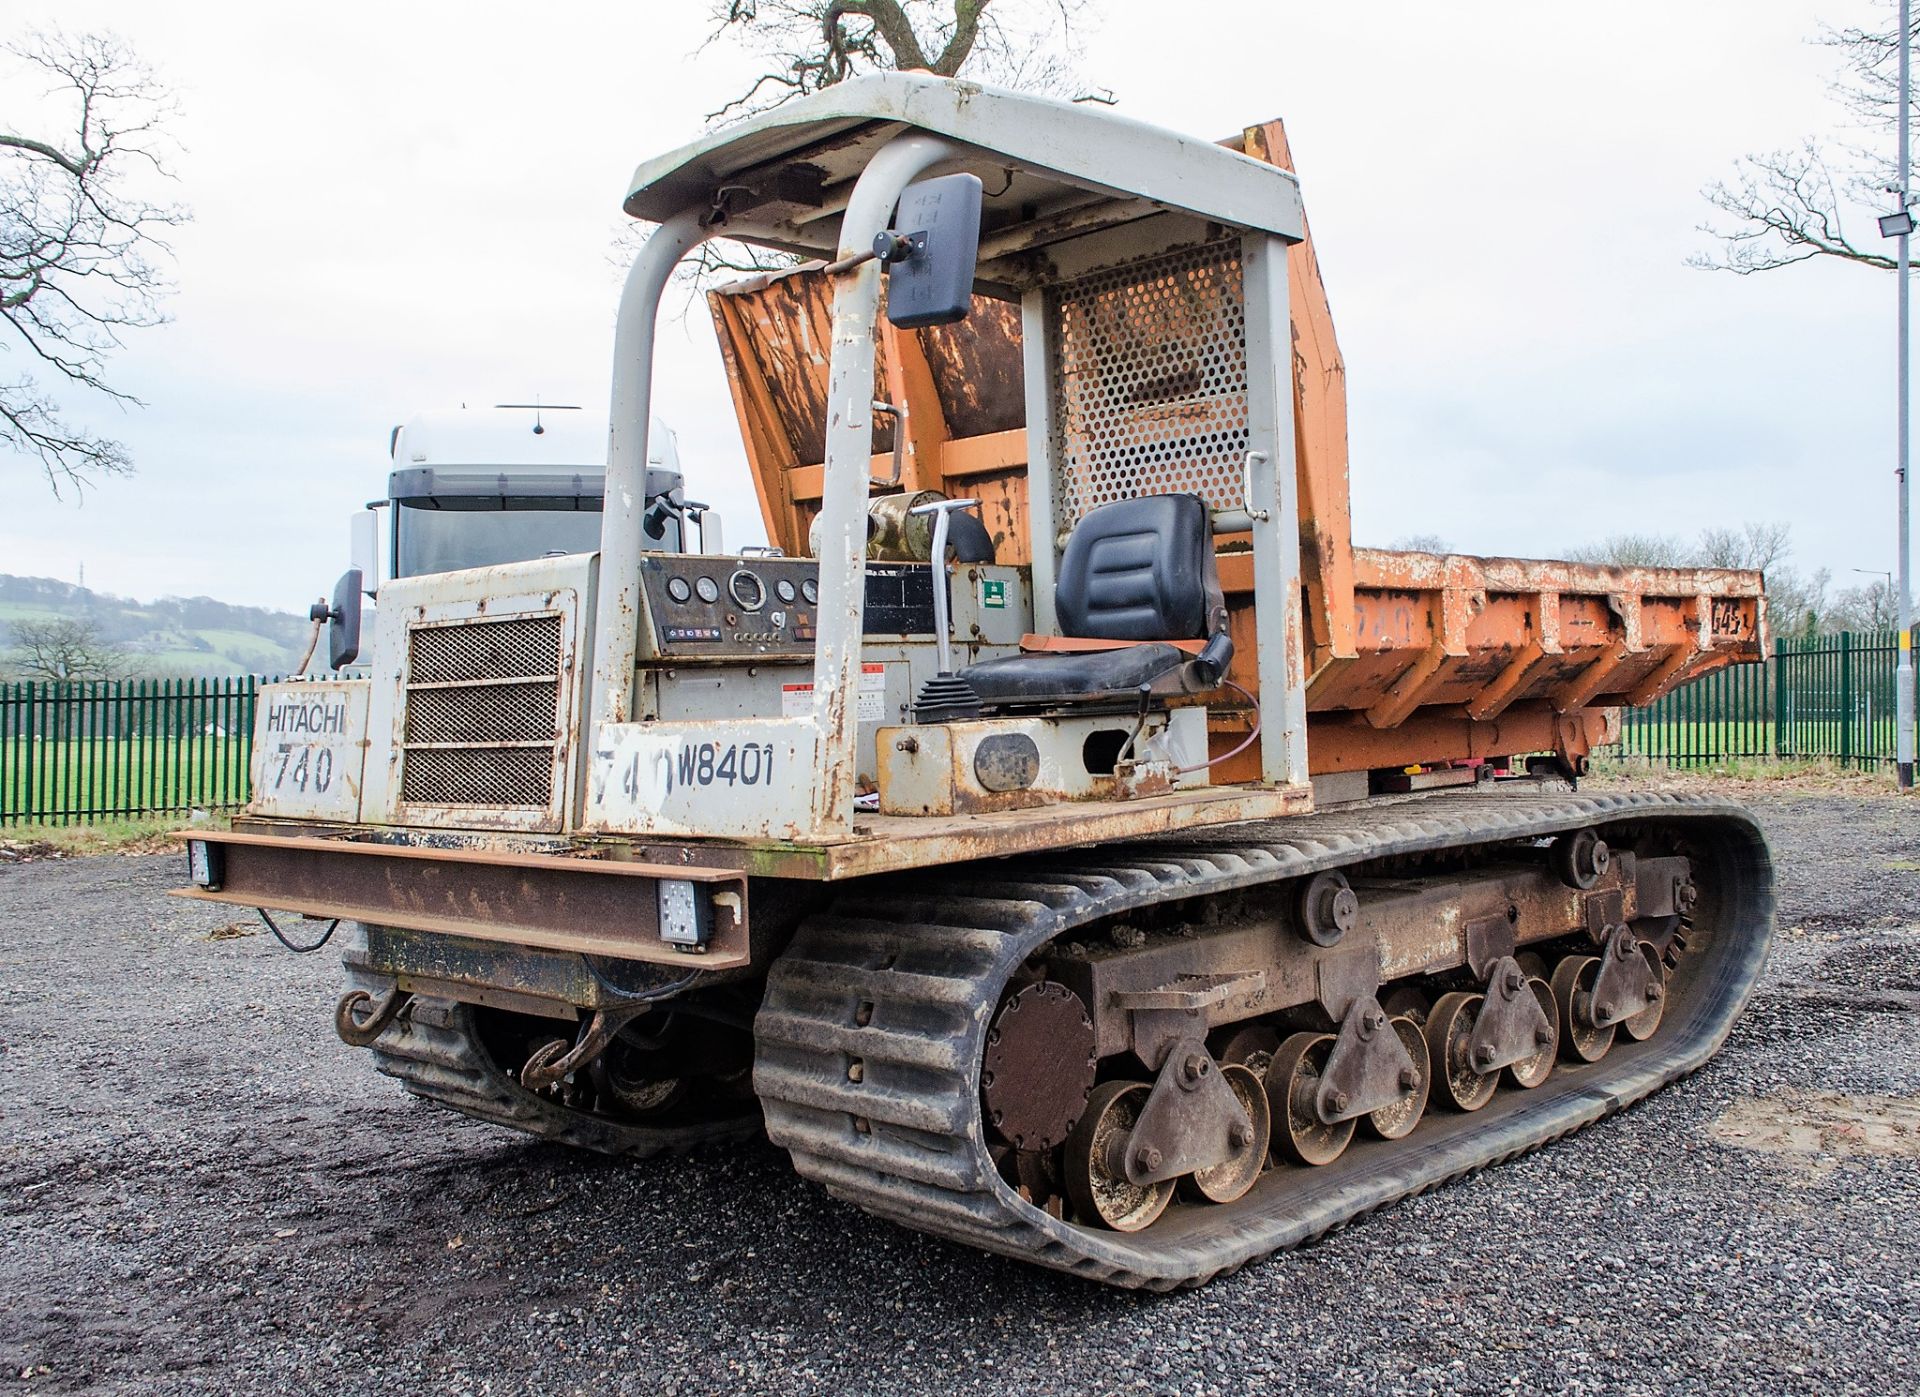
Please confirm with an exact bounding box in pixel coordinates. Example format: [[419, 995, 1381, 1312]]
[[782, 662, 887, 721]]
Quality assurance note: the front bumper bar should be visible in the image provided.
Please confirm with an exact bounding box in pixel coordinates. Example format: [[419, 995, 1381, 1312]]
[[170, 830, 749, 969]]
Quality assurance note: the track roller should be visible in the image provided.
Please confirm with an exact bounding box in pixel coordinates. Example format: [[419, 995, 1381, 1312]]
[[1185, 1064, 1270, 1203], [1505, 979, 1560, 1089], [1364, 1016, 1431, 1138], [1425, 992, 1499, 1111], [1551, 955, 1615, 1062], [1267, 1032, 1356, 1164], [1065, 1081, 1175, 1231]]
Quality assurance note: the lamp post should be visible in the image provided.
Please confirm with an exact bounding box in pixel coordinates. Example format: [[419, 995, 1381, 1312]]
[[1890, 0, 1917, 790]]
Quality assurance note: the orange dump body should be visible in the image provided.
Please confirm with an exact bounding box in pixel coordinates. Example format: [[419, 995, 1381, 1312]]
[[707, 121, 1766, 779]]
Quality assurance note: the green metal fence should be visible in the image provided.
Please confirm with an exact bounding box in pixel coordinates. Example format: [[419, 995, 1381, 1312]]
[[1615, 631, 1916, 769], [0, 676, 269, 826], [1, 641, 1907, 823]]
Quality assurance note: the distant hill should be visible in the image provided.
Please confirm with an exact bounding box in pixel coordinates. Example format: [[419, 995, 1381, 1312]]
[[0, 575, 309, 678]]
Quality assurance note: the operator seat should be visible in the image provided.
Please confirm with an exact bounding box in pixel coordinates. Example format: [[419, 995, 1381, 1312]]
[[958, 493, 1234, 709]]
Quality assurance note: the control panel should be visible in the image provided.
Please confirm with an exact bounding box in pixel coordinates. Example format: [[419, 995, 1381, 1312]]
[[635, 556, 1030, 664], [638, 555, 818, 661]]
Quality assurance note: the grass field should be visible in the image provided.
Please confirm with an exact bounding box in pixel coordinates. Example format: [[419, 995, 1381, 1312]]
[[1615, 716, 1907, 767], [0, 814, 219, 857], [1, 736, 254, 824]]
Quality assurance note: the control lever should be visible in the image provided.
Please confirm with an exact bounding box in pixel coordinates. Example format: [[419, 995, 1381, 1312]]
[[907, 497, 984, 723], [908, 497, 981, 673]]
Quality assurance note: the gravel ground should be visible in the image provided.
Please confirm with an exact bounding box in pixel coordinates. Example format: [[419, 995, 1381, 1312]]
[[2, 787, 1917, 1396]]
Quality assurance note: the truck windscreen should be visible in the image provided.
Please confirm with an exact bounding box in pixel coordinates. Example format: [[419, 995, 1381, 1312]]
[[395, 500, 614, 578]]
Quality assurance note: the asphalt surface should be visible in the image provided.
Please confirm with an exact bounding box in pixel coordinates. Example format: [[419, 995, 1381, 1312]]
[[2, 787, 1917, 1396]]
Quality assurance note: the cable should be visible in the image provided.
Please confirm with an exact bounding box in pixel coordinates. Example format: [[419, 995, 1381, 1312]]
[[581, 959, 702, 1008], [257, 908, 341, 954], [292, 616, 323, 677], [1175, 679, 1263, 774]]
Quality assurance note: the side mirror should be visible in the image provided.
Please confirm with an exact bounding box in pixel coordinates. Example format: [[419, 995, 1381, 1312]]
[[877, 172, 983, 329], [313, 569, 363, 669]]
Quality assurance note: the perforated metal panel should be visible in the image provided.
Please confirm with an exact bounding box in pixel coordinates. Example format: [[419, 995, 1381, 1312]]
[[1046, 238, 1248, 535], [400, 747, 555, 807], [400, 614, 563, 809], [409, 617, 562, 685], [405, 682, 558, 746]]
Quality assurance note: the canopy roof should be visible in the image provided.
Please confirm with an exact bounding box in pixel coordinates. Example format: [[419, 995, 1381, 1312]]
[[623, 74, 1303, 272]]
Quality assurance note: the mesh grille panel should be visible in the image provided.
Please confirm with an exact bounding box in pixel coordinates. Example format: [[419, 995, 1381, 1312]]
[[405, 682, 557, 745], [1048, 239, 1248, 533], [401, 747, 554, 808], [409, 616, 561, 684], [401, 613, 563, 809]]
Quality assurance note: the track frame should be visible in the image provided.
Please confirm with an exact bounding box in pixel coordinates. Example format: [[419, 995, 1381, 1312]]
[[752, 789, 1774, 1288]]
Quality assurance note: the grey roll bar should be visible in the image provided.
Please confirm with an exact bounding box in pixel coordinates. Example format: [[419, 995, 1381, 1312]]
[[802, 133, 962, 830], [589, 207, 713, 735], [587, 133, 961, 836]]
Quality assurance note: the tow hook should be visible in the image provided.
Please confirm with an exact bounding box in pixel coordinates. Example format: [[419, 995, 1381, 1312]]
[[334, 984, 413, 1047], [520, 1005, 650, 1092]]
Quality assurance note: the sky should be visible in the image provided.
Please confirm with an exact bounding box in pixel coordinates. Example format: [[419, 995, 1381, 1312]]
[[2, 1, 1906, 613]]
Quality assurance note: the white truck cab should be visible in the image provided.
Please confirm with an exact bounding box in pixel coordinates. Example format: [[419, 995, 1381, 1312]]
[[351, 405, 706, 588]]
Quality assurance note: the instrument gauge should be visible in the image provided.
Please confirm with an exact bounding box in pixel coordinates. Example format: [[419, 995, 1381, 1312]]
[[665, 576, 692, 604], [729, 569, 766, 612], [694, 576, 719, 604], [801, 577, 819, 605], [775, 578, 797, 604]]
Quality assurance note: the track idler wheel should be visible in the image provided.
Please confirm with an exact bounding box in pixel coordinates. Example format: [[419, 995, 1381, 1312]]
[[1551, 955, 1616, 1062], [1425, 992, 1499, 1111], [1185, 1063, 1271, 1204], [590, 1049, 689, 1116], [1267, 1033, 1357, 1165], [1064, 1081, 1175, 1232]]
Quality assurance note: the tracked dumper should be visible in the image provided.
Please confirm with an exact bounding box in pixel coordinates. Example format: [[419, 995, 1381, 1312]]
[[178, 76, 1774, 1288]]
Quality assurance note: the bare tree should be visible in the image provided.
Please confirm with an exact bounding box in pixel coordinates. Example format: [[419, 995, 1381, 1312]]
[[6, 616, 127, 680], [1566, 532, 1692, 568], [1565, 521, 1836, 635], [2, 31, 186, 495], [1696, 521, 1795, 572], [1768, 565, 1831, 638], [1694, 7, 1913, 274], [1389, 533, 1452, 554], [637, 0, 1096, 291], [702, 0, 1094, 121], [1831, 574, 1903, 629]]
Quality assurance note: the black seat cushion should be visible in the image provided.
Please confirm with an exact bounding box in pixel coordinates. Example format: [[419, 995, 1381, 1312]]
[[953, 493, 1223, 711], [1056, 494, 1222, 641], [960, 643, 1186, 708]]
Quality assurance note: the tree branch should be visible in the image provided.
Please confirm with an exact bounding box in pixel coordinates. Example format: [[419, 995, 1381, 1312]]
[[1692, 143, 1898, 274], [1, 30, 184, 493]]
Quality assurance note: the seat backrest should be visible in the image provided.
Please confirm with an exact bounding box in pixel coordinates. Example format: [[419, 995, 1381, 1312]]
[[1054, 493, 1225, 641]]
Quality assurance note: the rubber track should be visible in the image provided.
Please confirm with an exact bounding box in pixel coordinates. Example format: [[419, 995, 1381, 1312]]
[[348, 969, 762, 1158], [753, 789, 1775, 1289]]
